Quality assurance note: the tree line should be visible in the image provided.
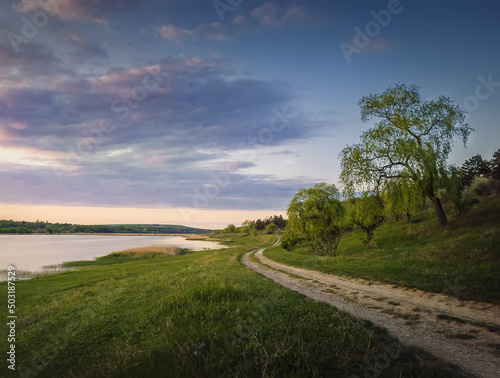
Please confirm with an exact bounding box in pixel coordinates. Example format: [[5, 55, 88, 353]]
[[219, 215, 286, 236], [0, 220, 210, 235], [283, 83, 500, 256]]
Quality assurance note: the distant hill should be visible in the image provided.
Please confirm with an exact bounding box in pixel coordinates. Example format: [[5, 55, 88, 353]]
[[0, 220, 212, 235]]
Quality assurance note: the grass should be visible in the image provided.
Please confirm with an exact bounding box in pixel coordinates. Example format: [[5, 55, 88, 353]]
[[0, 233, 462, 377], [264, 195, 500, 303], [103, 244, 185, 257]]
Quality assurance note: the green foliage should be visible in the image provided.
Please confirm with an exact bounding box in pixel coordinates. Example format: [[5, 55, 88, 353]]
[[351, 195, 385, 245], [0, 220, 210, 234], [463, 176, 498, 197], [280, 231, 301, 251], [340, 83, 472, 228], [383, 178, 424, 222], [240, 216, 285, 235], [491, 149, 500, 180], [460, 154, 491, 187], [2, 234, 455, 377], [265, 223, 278, 234], [454, 196, 480, 225], [255, 215, 286, 230], [223, 224, 237, 233], [287, 183, 345, 256], [266, 195, 500, 303], [241, 220, 256, 235]]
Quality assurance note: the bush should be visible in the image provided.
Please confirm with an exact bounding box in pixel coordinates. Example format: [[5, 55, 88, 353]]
[[281, 232, 300, 251], [454, 197, 479, 226], [462, 176, 498, 198], [351, 195, 385, 246], [265, 223, 278, 234]]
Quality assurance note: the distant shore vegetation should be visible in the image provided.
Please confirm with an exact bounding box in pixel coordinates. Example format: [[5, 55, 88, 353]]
[[0, 221, 210, 235]]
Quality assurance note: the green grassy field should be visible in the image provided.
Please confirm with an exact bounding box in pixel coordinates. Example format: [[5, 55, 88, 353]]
[[265, 196, 500, 304], [1, 234, 463, 377]]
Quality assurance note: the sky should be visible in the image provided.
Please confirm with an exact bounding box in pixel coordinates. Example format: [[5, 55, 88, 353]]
[[0, 0, 499, 229]]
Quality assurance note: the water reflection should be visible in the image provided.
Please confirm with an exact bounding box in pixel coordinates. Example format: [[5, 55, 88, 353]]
[[0, 234, 223, 281]]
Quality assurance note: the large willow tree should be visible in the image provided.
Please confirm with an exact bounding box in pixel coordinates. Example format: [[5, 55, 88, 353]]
[[340, 84, 472, 228]]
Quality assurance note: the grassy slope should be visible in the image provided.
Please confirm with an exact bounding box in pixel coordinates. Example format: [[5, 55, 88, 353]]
[[265, 196, 500, 303], [1, 235, 461, 377]]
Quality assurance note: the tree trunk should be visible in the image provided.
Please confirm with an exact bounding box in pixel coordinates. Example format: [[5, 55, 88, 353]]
[[427, 191, 447, 228], [406, 212, 411, 224]]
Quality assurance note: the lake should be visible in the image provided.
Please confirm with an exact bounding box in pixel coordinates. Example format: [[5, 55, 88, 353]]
[[0, 234, 224, 278]]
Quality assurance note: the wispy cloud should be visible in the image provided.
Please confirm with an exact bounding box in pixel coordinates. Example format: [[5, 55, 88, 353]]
[[251, 2, 320, 27], [160, 22, 233, 44], [160, 25, 193, 43], [12, 0, 111, 24]]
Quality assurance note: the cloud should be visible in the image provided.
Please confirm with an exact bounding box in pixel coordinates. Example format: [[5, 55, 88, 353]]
[[251, 2, 318, 27], [251, 2, 280, 26], [62, 33, 109, 60], [160, 22, 233, 44], [12, 0, 110, 24], [0, 157, 315, 210], [1, 54, 311, 152], [0, 42, 70, 80], [160, 25, 193, 43], [233, 15, 245, 24], [0, 52, 322, 210]]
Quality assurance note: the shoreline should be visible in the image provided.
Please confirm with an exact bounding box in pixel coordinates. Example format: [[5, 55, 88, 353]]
[[0, 234, 223, 282], [0, 232, 211, 237]]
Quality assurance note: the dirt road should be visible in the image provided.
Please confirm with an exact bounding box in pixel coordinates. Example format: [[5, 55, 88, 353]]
[[242, 243, 500, 378]]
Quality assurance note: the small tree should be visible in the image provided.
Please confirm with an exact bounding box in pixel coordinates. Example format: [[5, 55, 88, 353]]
[[241, 220, 256, 235], [281, 231, 300, 250], [224, 224, 236, 233], [287, 183, 345, 257], [265, 223, 278, 234], [351, 194, 385, 246], [490, 149, 500, 181], [461, 154, 491, 187]]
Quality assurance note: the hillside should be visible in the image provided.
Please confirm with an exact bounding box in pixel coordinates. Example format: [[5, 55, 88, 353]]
[[264, 195, 500, 303]]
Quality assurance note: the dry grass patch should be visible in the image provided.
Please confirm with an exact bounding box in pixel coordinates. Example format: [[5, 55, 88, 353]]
[[113, 244, 184, 258]]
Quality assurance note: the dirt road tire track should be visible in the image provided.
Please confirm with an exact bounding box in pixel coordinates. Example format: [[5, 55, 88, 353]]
[[241, 242, 500, 378]]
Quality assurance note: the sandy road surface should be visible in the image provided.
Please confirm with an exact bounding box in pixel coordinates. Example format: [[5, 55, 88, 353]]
[[242, 243, 500, 378]]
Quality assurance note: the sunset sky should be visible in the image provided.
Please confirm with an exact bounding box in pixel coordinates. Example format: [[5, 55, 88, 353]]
[[0, 0, 499, 229]]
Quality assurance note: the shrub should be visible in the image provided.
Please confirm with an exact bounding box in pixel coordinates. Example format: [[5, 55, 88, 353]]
[[351, 195, 385, 247], [265, 223, 278, 234], [281, 232, 300, 251], [454, 197, 479, 226], [462, 176, 497, 198], [108, 245, 184, 258]]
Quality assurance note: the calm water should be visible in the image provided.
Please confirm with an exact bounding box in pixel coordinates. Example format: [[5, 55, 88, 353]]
[[0, 234, 223, 275]]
